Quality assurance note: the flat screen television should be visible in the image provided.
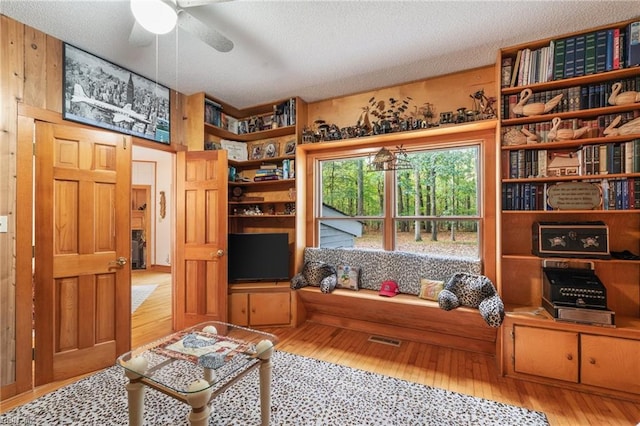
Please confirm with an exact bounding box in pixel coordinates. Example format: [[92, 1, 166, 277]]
[[227, 233, 290, 282]]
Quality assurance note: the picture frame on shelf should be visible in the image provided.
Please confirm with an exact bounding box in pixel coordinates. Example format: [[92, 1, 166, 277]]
[[283, 139, 296, 156], [62, 43, 170, 144], [250, 143, 264, 160], [264, 141, 278, 159]]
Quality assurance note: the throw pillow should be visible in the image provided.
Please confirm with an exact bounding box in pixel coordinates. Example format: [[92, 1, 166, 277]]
[[336, 265, 360, 291], [418, 278, 444, 301]]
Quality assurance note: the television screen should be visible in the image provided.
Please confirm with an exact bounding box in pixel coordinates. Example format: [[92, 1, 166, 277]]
[[227, 233, 290, 282]]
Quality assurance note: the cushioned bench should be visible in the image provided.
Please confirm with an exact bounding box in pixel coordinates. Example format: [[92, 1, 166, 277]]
[[293, 248, 498, 355]]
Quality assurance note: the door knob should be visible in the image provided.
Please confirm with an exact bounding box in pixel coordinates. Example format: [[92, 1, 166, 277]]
[[110, 256, 128, 267], [216, 249, 225, 257]]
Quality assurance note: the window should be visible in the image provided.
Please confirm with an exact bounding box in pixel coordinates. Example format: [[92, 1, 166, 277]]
[[316, 144, 481, 259]]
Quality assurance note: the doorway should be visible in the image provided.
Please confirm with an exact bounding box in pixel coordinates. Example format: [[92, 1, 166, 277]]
[[130, 145, 175, 345]]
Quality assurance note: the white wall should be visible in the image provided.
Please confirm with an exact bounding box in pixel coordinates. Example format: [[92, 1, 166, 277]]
[[132, 146, 174, 267]]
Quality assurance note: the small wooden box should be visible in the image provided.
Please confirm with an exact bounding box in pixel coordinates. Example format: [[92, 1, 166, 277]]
[[532, 221, 610, 259]]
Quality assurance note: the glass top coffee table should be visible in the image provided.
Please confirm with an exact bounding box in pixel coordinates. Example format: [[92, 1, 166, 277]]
[[117, 321, 278, 426]]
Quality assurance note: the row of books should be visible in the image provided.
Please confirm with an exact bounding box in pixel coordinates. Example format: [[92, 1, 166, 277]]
[[204, 98, 296, 135], [503, 179, 640, 211], [501, 21, 640, 88], [506, 140, 640, 179], [253, 159, 295, 182], [501, 111, 639, 144], [501, 76, 640, 119]]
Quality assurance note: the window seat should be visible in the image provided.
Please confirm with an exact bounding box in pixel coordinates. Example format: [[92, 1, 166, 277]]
[[293, 248, 497, 355]]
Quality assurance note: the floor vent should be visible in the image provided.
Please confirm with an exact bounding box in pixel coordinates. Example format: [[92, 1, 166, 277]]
[[368, 335, 401, 347]]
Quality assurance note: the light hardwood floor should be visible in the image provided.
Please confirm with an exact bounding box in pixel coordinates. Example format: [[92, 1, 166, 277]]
[[2, 270, 639, 425]]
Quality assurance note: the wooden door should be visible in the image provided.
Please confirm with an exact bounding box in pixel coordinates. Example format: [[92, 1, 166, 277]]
[[34, 123, 131, 386], [513, 325, 579, 383], [174, 150, 228, 329], [581, 334, 640, 394]]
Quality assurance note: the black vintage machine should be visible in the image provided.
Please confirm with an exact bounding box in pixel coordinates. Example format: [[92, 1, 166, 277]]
[[541, 259, 615, 327]]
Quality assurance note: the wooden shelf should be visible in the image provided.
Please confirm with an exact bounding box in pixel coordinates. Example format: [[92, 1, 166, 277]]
[[229, 214, 295, 218], [228, 155, 295, 168], [502, 172, 640, 183], [501, 103, 640, 126], [501, 134, 640, 151], [204, 123, 296, 142], [229, 178, 295, 187], [502, 209, 640, 214], [501, 67, 640, 96]]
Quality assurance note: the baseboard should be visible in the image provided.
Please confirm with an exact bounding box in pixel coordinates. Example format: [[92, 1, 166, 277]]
[[149, 265, 171, 273]]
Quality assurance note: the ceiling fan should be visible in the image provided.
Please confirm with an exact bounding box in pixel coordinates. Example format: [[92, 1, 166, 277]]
[[129, 0, 233, 53]]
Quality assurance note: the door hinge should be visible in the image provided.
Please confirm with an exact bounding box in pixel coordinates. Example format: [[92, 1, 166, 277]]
[[123, 137, 127, 150], [32, 347, 35, 360], [510, 329, 515, 339]]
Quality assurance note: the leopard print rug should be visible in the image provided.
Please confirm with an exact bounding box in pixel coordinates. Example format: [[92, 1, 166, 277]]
[[0, 351, 549, 425]]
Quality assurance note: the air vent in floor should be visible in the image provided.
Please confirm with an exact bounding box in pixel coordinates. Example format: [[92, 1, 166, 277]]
[[368, 335, 401, 347]]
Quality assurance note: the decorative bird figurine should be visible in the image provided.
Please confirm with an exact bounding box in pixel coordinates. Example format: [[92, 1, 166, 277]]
[[521, 128, 539, 144], [603, 115, 640, 137], [512, 88, 563, 116], [608, 82, 640, 106], [548, 117, 590, 141]]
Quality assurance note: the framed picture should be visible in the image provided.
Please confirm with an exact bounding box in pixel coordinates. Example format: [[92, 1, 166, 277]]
[[264, 141, 278, 158], [283, 139, 296, 156], [62, 43, 171, 144], [250, 143, 264, 160]]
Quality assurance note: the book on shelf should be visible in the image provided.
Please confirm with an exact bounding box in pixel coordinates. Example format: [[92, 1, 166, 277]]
[[553, 38, 566, 80], [628, 21, 640, 67], [595, 29, 608, 73], [584, 32, 597, 75], [501, 57, 513, 88], [253, 175, 280, 182], [574, 34, 586, 76], [510, 49, 522, 87]]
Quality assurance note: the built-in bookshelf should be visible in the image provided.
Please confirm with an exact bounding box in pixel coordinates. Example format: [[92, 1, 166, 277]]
[[497, 18, 640, 401]]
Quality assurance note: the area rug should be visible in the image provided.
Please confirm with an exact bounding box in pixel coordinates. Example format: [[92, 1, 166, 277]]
[[0, 351, 549, 425], [131, 284, 157, 313]]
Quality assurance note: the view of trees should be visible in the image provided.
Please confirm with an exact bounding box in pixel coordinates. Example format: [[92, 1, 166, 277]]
[[319, 145, 479, 254]]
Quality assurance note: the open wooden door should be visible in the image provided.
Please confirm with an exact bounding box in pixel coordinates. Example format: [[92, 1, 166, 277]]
[[174, 150, 228, 329], [34, 123, 131, 386]]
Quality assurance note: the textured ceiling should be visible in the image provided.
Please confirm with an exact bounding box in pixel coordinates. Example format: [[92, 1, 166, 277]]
[[1, 1, 639, 109]]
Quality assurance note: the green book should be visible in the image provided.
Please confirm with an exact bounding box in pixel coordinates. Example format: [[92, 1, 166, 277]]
[[584, 32, 596, 74], [553, 38, 566, 80]]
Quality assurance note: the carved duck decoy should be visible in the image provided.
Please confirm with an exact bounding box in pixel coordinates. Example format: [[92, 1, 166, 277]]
[[521, 128, 539, 144], [512, 88, 563, 116], [548, 117, 590, 141], [603, 115, 640, 137], [608, 82, 640, 106]]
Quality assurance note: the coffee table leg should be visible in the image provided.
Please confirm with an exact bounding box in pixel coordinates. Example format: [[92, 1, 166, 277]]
[[257, 343, 275, 426], [123, 357, 149, 426], [186, 379, 213, 426]]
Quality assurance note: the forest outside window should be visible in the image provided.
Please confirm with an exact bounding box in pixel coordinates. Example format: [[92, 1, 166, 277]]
[[317, 144, 481, 259]]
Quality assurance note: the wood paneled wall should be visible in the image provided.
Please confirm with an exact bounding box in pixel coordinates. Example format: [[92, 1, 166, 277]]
[[0, 14, 187, 398]]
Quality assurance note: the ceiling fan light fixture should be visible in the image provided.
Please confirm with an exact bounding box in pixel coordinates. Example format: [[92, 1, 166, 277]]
[[130, 0, 178, 35]]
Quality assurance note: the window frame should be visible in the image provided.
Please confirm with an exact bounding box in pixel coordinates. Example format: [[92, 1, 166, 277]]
[[313, 139, 484, 257]]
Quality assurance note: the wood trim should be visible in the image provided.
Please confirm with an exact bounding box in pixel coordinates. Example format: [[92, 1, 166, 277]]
[[297, 287, 497, 355]]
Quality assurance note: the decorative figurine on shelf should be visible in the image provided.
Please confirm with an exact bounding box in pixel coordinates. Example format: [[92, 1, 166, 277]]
[[513, 88, 563, 116], [548, 117, 591, 141], [470, 89, 496, 119], [608, 82, 640, 106], [603, 115, 640, 137]]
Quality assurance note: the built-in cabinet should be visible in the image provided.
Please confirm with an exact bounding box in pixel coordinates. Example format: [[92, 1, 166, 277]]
[[184, 92, 306, 327], [498, 18, 640, 401], [228, 283, 292, 326]]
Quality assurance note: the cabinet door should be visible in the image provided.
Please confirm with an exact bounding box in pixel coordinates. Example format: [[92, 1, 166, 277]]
[[229, 293, 249, 326], [581, 334, 640, 394], [513, 325, 579, 382], [249, 292, 290, 326]]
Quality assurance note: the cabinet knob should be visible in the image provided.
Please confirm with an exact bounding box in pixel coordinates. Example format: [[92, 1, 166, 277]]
[[566, 354, 573, 361], [589, 358, 596, 365]]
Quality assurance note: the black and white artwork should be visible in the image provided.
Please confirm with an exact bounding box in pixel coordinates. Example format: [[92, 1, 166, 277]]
[[62, 43, 170, 144]]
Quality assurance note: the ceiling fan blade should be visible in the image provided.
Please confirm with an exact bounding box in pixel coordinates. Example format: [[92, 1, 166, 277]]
[[129, 20, 155, 47], [177, 0, 231, 8], [177, 12, 234, 53]]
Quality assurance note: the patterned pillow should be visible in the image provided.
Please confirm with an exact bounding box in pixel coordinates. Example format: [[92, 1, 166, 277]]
[[418, 278, 444, 301], [302, 261, 336, 287], [336, 265, 360, 291]]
